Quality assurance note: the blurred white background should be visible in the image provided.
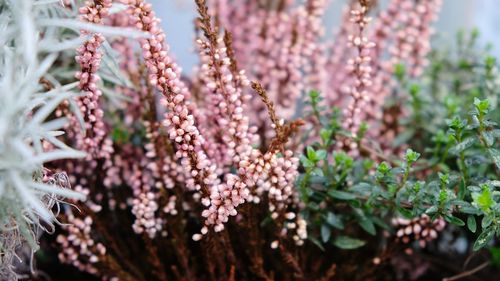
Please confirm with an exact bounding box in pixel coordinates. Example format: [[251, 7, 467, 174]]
[[150, 0, 500, 71]]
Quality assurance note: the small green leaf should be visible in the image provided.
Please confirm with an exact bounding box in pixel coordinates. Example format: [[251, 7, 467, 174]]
[[359, 218, 376, 235], [439, 173, 450, 187], [316, 149, 327, 160], [460, 206, 481, 215], [311, 167, 324, 177], [300, 156, 315, 168], [444, 215, 465, 226], [397, 207, 413, 219], [306, 146, 316, 160], [394, 63, 406, 81], [488, 148, 500, 170], [450, 137, 476, 155], [309, 90, 320, 99], [474, 98, 490, 114], [485, 56, 496, 69], [376, 162, 391, 177], [473, 228, 495, 251], [328, 190, 357, 200], [321, 224, 331, 243], [333, 236, 366, 250], [482, 216, 493, 229], [425, 206, 439, 215], [472, 185, 495, 212], [320, 129, 332, 144], [467, 215, 477, 233], [404, 149, 421, 164], [308, 236, 325, 251], [409, 83, 420, 96], [448, 116, 466, 130], [326, 212, 344, 230]]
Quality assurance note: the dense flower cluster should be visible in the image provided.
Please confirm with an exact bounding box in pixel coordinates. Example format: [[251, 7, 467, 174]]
[[57, 215, 107, 275], [73, 0, 114, 160], [393, 215, 446, 248], [337, 3, 375, 154], [124, 0, 219, 197], [30, 0, 491, 280], [195, 33, 256, 171]]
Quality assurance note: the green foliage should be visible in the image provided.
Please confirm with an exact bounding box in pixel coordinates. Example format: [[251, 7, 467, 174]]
[[299, 30, 500, 254]]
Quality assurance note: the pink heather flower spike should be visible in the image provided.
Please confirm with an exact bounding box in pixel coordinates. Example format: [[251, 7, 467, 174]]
[[325, 4, 354, 107], [366, 0, 442, 155], [212, 0, 324, 136], [337, 2, 375, 156], [300, 0, 330, 97], [118, 0, 255, 234], [73, 0, 114, 160], [120, 0, 219, 195], [195, 2, 258, 174], [57, 214, 107, 276]]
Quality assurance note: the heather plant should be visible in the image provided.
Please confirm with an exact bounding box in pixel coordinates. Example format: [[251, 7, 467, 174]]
[[0, 0, 499, 280]]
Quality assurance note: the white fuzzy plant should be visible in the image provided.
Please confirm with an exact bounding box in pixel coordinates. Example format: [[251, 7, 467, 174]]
[[0, 0, 143, 278]]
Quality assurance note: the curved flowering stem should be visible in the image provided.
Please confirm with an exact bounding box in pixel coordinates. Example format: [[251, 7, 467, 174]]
[[121, 0, 217, 197]]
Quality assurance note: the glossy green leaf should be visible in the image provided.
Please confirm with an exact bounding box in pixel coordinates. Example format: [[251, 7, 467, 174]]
[[467, 215, 477, 233], [473, 228, 495, 251], [333, 236, 366, 250], [321, 224, 331, 243], [328, 190, 357, 200]]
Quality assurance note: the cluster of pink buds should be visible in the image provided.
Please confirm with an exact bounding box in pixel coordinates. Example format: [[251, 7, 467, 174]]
[[56, 214, 106, 275], [299, 0, 329, 96], [389, 0, 443, 77], [325, 5, 355, 107], [194, 34, 257, 171], [265, 151, 307, 246], [131, 191, 164, 238], [121, 0, 219, 195], [285, 213, 308, 246], [363, 0, 402, 125], [163, 195, 177, 215], [408, 0, 443, 77], [392, 215, 446, 249], [201, 173, 249, 232], [212, 0, 307, 132], [264, 150, 299, 217], [68, 0, 304, 243], [143, 120, 179, 190], [337, 3, 375, 154], [120, 0, 254, 234], [123, 0, 299, 237], [74, 0, 114, 160], [270, 213, 308, 249]]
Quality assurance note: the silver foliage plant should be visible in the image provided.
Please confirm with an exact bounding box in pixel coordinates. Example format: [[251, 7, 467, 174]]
[[0, 0, 139, 278]]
